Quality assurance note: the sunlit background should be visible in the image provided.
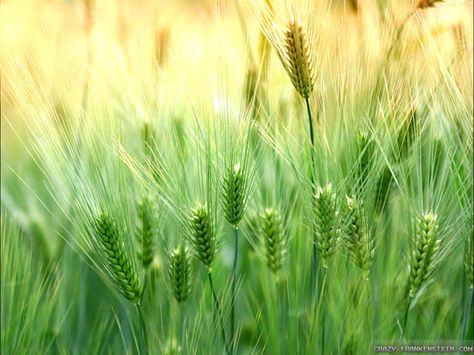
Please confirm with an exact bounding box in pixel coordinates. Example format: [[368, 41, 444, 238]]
[[2, 0, 472, 126], [2, 0, 472, 256], [1, 1, 472, 238]]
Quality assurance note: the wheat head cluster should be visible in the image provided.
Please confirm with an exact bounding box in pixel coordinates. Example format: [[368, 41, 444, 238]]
[[1, 0, 473, 354]]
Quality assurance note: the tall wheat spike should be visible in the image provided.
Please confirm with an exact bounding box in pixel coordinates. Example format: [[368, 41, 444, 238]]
[[189, 204, 216, 271], [222, 163, 247, 228], [255, 5, 315, 99], [282, 20, 315, 99], [167, 245, 192, 303], [416, 0, 444, 9], [346, 196, 374, 279], [408, 212, 440, 298], [83, 0, 96, 34], [314, 184, 339, 268], [261, 208, 285, 275], [136, 198, 155, 269], [94, 212, 142, 303]]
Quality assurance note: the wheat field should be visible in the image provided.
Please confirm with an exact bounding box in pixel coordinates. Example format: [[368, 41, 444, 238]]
[[1, 0, 473, 354]]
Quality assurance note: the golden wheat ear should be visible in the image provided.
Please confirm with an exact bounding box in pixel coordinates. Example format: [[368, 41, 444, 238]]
[[83, 0, 96, 33], [415, 0, 444, 9], [283, 20, 315, 99], [348, 0, 359, 13]]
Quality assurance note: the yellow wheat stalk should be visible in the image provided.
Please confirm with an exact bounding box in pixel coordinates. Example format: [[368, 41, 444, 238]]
[[253, 1, 316, 99]]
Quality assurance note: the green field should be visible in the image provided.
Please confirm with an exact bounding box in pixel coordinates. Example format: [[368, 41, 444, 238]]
[[1, 0, 473, 354]]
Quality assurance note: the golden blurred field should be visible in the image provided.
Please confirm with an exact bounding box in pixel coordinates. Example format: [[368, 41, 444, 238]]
[[1, 0, 472, 130]]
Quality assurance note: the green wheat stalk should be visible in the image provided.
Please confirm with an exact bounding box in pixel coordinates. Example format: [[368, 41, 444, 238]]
[[93, 212, 148, 354], [93, 212, 142, 303], [314, 184, 339, 268], [222, 162, 248, 353], [462, 235, 473, 345], [403, 212, 440, 336], [188, 203, 230, 354], [261, 208, 285, 277]]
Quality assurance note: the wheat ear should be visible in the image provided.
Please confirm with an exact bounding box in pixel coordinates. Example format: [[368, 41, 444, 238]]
[[314, 184, 339, 268], [408, 212, 440, 298], [261, 208, 285, 275], [189, 204, 216, 271], [346, 196, 374, 280], [222, 163, 247, 228], [401, 212, 440, 337], [415, 0, 444, 9], [222, 162, 247, 352], [136, 198, 155, 269], [189, 204, 230, 353], [283, 20, 315, 99], [167, 245, 192, 303], [93, 212, 142, 303]]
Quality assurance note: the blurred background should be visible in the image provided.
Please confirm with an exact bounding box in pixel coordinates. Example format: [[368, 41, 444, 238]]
[[2, 0, 472, 201], [1, 1, 472, 353], [2, 0, 472, 123], [1, 0, 473, 289], [2, 0, 473, 282]]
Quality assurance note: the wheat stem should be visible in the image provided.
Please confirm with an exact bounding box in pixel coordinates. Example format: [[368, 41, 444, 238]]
[[318, 268, 328, 354], [136, 304, 149, 355], [307, 265, 328, 350], [320, 267, 329, 355], [305, 97, 319, 307], [208, 272, 231, 355], [365, 277, 375, 343], [401, 301, 410, 340], [461, 287, 473, 346], [141, 276, 147, 302], [305, 97, 317, 191], [76, 261, 87, 346], [275, 278, 285, 352], [178, 302, 184, 353], [231, 227, 239, 354]]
